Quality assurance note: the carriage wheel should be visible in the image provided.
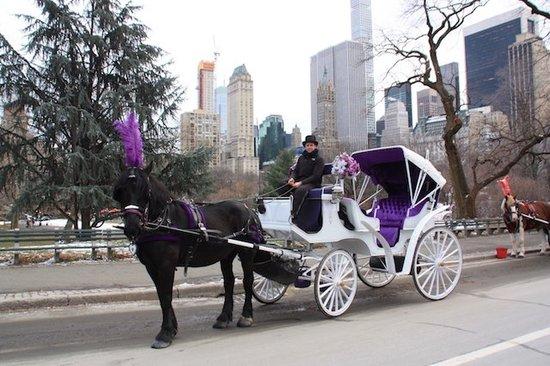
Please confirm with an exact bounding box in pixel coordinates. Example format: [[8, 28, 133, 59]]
[[314, 249, 357, 317], [252, 274, 288, 304], [412, 227, 462, 301], [353, 254, 395, 288]]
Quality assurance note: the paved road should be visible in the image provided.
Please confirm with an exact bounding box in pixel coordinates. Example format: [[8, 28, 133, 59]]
[[0, 232, 545, 294], [1, 254, 549, 365]]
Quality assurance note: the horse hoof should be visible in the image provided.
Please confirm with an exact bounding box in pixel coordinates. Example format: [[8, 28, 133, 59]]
[[517, 254, 525, 258], [151, 339, 172, 349], [237, 316, 254, 328], [539, 252, 546, 256], [213, 320, 231, 329]]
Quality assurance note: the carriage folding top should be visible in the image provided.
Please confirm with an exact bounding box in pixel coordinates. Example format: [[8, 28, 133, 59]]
[[351, 146, 446, 245], [351, 146, 446, 206]]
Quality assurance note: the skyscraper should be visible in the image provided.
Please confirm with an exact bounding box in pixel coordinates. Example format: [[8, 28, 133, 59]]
[[180, 60, 220, 166], [215, 86, 227, 134], [291, 125, 302, 148], [311, 41, 369, 151], [258, 115, 286, 166], [180, 111, 220, 166], [381, 99, 409, 147], [384, 83, 412, 128], [198, 60, 215, 113], [225, 64, 258, 175], [417, 88, 445, 123], [508, 32, 550, 126], [351, 0, 375, 135], [464, 8, 537, 113], [310, 0, 375, 151], [314, 70, 339, 160], [440, 62, 461, 110]]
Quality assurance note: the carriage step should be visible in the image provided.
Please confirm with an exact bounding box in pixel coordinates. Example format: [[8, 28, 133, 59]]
[[370, 256, 405, 273]]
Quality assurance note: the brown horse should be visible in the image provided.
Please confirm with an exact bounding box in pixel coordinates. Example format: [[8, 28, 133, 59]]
[[501, 195, 550, 258]]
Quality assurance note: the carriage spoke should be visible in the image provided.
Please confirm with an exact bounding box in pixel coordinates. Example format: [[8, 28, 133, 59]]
[[420, 266, 436, 289], [336, 288, 344, 310], [428, 268, 437, 295], [429, 237, 439, 258], [340, 267, 354, 281], [442, 266, 459, 275], [435, 269, 440, 296], [328, 287, 337, 311], [418, 252, 435, 262], [440, 248, 459, 263], [320, 284, 335, 300], [423, 240, 437, 259], [438, 238, 454, 259], [441, 260, 460, 265], [417, 265, 435, 280], [442, 267, 454, 284], [258, 278, 268, 295], [441, 270, 451, 291]]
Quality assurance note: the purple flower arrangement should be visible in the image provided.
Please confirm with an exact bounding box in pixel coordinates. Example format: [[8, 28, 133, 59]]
[[331, 152, 361, 179]]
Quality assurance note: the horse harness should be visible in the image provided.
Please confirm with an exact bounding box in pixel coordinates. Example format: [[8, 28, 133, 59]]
[[128, 199, 263, 275], [505, 200, 550, 233]]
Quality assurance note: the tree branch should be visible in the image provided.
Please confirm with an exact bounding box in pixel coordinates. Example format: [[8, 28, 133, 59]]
[[518, 0, 550, 19]]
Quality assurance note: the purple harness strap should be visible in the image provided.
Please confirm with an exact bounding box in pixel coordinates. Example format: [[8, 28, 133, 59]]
[[135, 201, 206, 245], [177, 201, 206, 229], [136, 233, 181, 244]]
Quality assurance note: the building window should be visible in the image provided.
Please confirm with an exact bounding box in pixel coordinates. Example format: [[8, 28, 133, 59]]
[[527, 19, 535, 34]]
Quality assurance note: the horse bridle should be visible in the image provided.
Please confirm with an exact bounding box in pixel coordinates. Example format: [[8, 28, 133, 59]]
[[122, 167, 152, 228]]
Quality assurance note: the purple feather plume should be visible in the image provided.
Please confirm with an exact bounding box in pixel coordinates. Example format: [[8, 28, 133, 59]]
[[113, 112, 144, 168]]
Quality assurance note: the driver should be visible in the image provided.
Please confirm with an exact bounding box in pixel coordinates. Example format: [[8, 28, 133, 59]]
[[288, 135, 325, 220]]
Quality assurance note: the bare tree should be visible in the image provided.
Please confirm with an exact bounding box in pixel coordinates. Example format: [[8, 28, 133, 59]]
[[378, 0, 549, 217]]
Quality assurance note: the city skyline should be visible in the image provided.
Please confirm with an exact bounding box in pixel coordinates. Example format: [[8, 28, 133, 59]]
[[0, 0, 538, 136]]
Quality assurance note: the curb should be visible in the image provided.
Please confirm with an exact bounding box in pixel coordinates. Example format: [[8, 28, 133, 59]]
[[1, 247, 543, 312], [463, 247, 541, 263], [0, 280, 244, 312]]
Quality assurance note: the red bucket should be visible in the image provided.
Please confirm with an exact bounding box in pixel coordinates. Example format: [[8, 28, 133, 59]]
[[496, 247, 508, 259]]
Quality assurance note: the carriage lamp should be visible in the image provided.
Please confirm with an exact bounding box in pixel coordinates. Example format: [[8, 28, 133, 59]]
[[331, 184, 344, 204]]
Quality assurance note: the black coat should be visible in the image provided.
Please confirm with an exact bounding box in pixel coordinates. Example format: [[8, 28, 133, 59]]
[[292, 149, 325, 187]]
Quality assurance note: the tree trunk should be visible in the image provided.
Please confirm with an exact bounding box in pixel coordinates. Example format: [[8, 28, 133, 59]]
[[464, 192, 478, 219], [81, 206, 92, 230], [10, 210, 20, 229], [443, 120, 473, 218]]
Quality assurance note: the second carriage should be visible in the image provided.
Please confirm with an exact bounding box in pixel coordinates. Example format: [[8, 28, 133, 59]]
[[251, 145, 463, 317]]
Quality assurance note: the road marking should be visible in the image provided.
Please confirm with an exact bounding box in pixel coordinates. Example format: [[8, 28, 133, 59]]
[[432, 327, 550, 365]]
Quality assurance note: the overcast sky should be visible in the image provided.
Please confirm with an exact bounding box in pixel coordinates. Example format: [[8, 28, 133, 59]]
[[0, 0, 530, 134]]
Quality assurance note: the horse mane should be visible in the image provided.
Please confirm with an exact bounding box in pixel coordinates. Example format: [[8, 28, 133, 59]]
[[145, 174, 175, 219]]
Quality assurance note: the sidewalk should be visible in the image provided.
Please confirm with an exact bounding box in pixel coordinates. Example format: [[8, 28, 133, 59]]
[[0, 232, 544, 311]]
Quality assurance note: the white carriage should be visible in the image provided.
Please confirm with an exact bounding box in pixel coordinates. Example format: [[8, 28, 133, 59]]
[[252, 146, 462, 317]]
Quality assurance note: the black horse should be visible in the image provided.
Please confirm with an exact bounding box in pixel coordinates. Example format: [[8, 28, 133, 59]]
[[113, 165, 264, 348]]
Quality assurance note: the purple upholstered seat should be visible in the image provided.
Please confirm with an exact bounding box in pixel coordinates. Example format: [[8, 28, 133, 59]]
[[372, 196, 414, 246]]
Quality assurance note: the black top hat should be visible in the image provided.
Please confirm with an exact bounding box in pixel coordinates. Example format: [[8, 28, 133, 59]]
[[302, 135, 319, 146]]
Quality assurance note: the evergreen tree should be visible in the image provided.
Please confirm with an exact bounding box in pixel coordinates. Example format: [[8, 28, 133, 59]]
[[0, 0, 211, 229], [263, 149, 295, 194]]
